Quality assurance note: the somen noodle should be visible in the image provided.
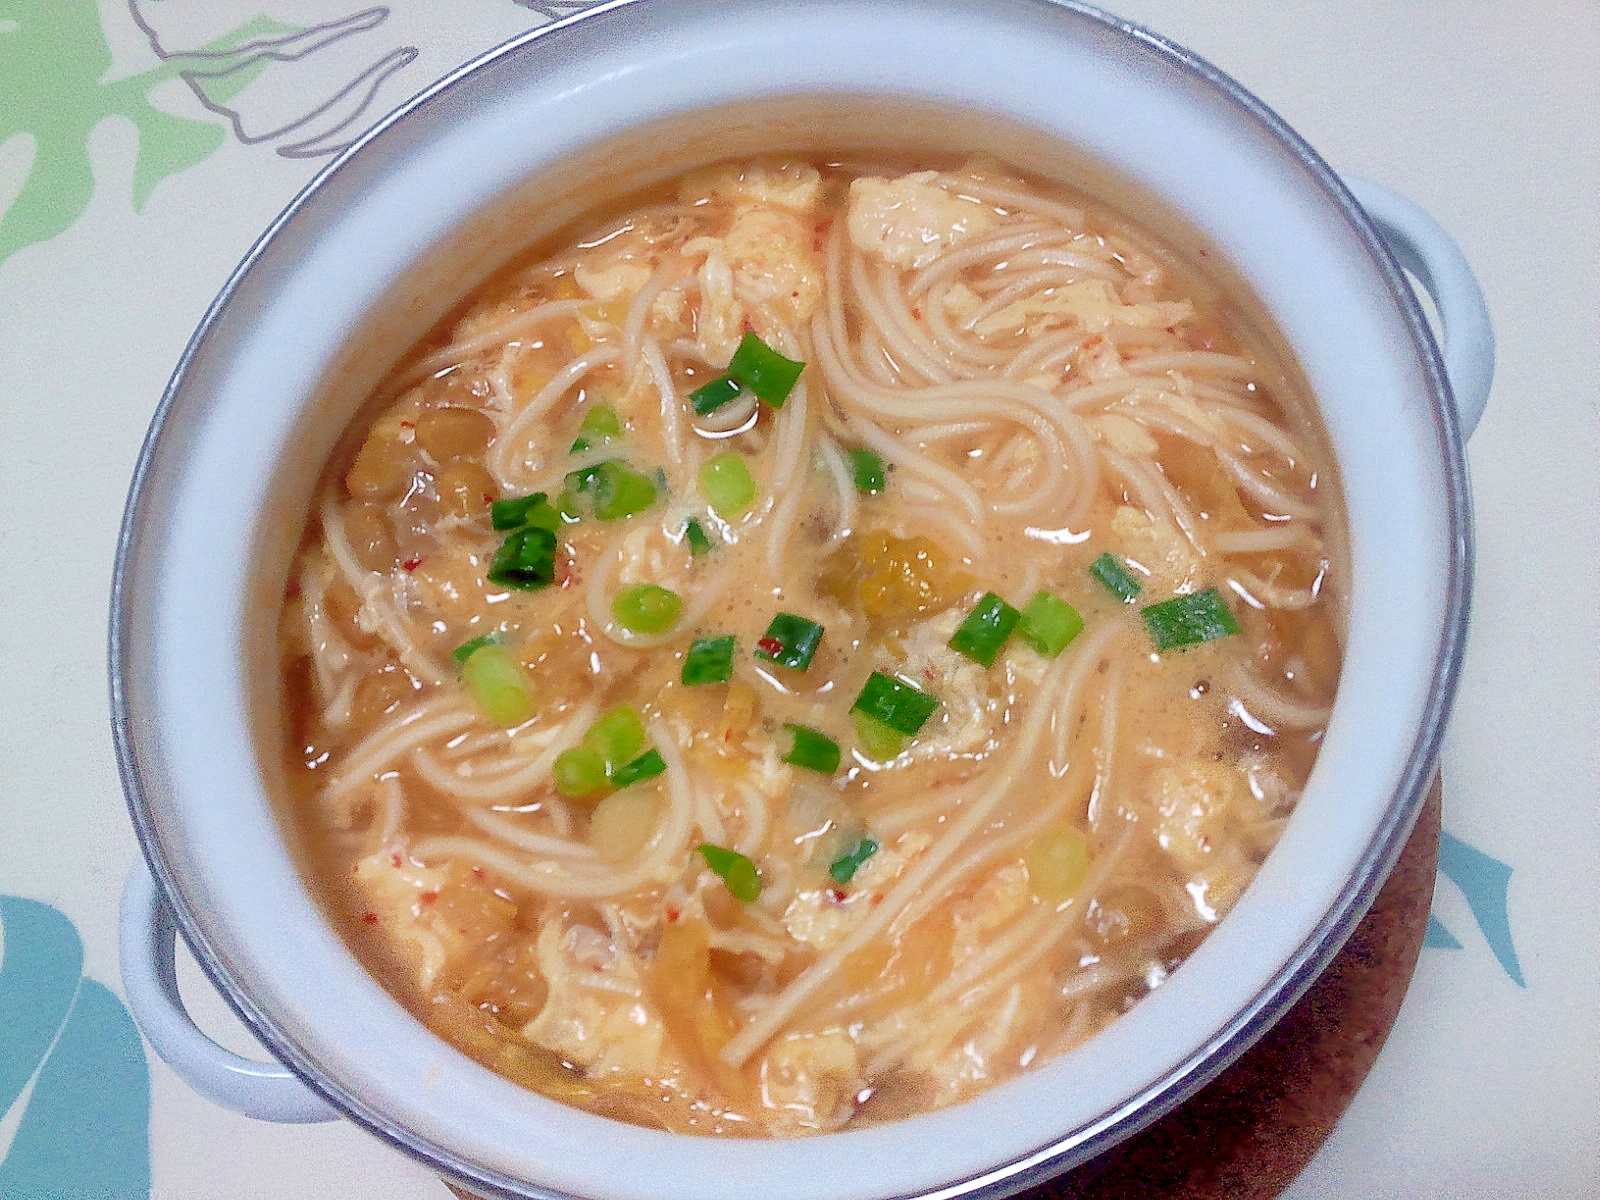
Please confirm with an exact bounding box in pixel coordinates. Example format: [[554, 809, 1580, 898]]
[[275, 157, 1345, 1136]]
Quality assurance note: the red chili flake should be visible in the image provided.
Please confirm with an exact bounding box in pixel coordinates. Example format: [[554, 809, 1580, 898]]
[[391, 852, 402, 868], [924, 668, 937, 682], [826, 886, 847, 904], [420, 891, 439, 907], [402, 556, 423, 572], [362, 912, 378, 925], [482, 492, 495, 506], [910, 307, 922, 321], [472, 866, 485, 880], [665, 906, 681, 923], [399, 420, 414, 429], [757, 636, 785, 657]]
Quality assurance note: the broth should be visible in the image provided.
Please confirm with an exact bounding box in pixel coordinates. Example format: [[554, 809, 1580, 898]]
[[276, 157, 1344, 1135]]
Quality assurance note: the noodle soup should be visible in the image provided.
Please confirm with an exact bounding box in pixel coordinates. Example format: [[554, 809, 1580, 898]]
[[276, 158, 1344, 1136]]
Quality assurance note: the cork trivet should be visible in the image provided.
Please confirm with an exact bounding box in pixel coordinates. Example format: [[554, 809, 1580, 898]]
[[1031, 777, 1442, 1200], [447, 780, 1441, 1200]]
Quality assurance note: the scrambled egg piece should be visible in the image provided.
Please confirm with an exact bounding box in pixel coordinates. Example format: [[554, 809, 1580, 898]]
[[678, 161, 823, 213], [782, 832, 933, 951], [847, 172, 996, 270], [687, 205, 822, 362], [759, 1029, 862, 1132], [521, 917, 664, 1077], [1110, 504, 1201, 594], [970, 279, 1194, 339]]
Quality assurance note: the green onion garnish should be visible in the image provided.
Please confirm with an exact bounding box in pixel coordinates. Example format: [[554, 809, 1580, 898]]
[[851, 671, 939, 736], [689, 374, 743, 416], [1142, 588, 1241, 651], [725, 332, 804, 408], [697, 844, 761, 902], [828, 836, 879, 884], [612, 584, 682, 634], [458, 643, 534, 727], [451, 633, 500, 665], [1090, 552, 1142, 603], [487, 527, 557, 590], [699, 450, 757, 518], [570, 403, 623, 453], [585, 705, 646, 767], [853, 710, 909, 760], [682, 636, 736, 686], [755, 613, 824, 671], [566, 461, 605, 494], [612, 748, 667, 789], [553, 745, 609, 798], [1017, 591, 1085, 658], [683, 517, 713, 557], [590, 460, 658, 521], [491, 491, 561, 533], [847, 447, 887, 495], [948, 592, 1022, 667], [782, 723, 841, 773]]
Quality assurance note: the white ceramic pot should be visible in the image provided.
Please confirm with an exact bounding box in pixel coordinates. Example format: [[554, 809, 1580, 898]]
[[112, 2, 1492, 1198]]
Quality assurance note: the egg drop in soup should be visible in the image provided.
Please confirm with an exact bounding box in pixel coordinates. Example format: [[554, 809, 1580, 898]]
[[276, 157, 1346, 1135]]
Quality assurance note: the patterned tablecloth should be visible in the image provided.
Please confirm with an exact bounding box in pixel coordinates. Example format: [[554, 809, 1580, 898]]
[[2, 2, 1595, 1197]]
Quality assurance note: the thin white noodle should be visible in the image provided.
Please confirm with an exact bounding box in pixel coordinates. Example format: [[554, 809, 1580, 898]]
[[489, 345, 623, 489], [400, 300, 588, 386], [326, 696, 476, 801]]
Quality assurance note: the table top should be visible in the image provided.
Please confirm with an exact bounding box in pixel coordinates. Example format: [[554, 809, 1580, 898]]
[[1, 2, 1595, 1197]]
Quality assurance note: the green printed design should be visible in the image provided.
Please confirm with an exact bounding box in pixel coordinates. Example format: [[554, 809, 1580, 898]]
[[0, 895, 151, 1196], [1426, 832, 1525, 987], [0, 3, 417, 267]]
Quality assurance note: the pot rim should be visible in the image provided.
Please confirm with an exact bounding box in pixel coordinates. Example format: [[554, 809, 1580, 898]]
[[109, 2, 1472, 1197]]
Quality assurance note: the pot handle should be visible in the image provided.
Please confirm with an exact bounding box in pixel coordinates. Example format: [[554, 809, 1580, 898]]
[[1341, 177, 1494, 440], [119, 860, 339, 1123]]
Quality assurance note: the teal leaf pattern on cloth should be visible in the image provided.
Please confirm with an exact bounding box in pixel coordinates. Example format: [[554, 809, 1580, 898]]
[[1422, 912, 1464, 951], [0, 895, 151, 1199], [1427, 832, 1526, 987]]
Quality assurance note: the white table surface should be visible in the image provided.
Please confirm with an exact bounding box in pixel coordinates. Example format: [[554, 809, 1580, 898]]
[[1, 2, 1595, 1197]]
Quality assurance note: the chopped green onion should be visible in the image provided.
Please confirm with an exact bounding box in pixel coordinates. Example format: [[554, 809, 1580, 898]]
[[566, 461, 605, 494], [847, 447, 887, 494], [697, 844, 761, 902], [782, 723, 841, 773], [948, 592, 1022, 667], [487, 527, 557, 590], [458, 643, 534, 727], [556, 489, 583, 522], [612, 748, 666, 789], [853, 710, 908, 760], [1142, 588, 1241, 651], [612, 584, 682, 634], [451, 633, 500, 665], [570, 403, 623, 452], [699, 450, 757, 518], [755, 613, 825, 671], [1018, 591, 1085, 657], [828, 836, 879, 884], [683, 517, 713, 557], [590, 460, 658, 521], [851, 671, 939, 736], [553, 745, 609, 798], [584, 705, 646, 767], [491, 491, 560, 533], [725, 332, 804, 407], [682, 636, 736, 686], [689, 373, 743, 416], [1090, 552, 1142, 603]]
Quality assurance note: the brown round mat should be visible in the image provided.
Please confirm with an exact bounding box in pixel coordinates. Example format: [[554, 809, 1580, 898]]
[[1032, 776, 1441, 1200], [448, 779, 1441, 1200]]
